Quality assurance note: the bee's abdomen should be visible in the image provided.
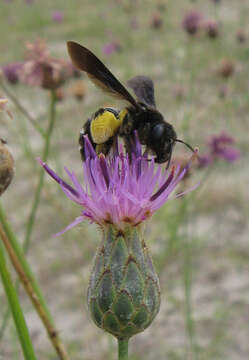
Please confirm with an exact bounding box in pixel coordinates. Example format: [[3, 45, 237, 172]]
[[90, 108, 121, 144]]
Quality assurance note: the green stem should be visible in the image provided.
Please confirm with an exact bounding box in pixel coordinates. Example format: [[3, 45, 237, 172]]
[[23, 90, 57, 252], [0, 242, 37, 360], [0, 202, 54, 326], [0, 80, 46, 138], [0, 90, 56, 338], [118, 339, 129, 360], [0, 223, 69, 360]]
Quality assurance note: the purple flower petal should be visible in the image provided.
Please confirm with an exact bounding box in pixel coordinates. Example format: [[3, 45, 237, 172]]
[[39, 137, 197, 232], [54, 216, 84, 236]]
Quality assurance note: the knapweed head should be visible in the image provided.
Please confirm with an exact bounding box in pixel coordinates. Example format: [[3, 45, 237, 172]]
[[19, 39, 75, 89], [236, 30, 246, 44], [39, 135, 198, 340], [52, 10, 64, 23], [208, 132, 240, 162], [102, 41, 122, 56], [218, 59, 235, 79], [150, 12, 163, 29], [204, 20, 219, 38], [39, 135, 198, 235], [182, 10, 203, 35], [2, 62, 24, 84], [198, 132, 240, 168]]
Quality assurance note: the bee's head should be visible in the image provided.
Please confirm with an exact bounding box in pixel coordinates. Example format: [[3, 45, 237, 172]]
[[151, 122, 177, 164]]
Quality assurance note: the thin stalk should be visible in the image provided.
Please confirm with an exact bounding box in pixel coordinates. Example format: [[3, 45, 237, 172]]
[[24, 90, 57, 252], [0, 80, 45, 138], [0, 224, 70, 360], [0, 91, 57, 338], [0, 241, 37, 360], [0, 202, 54, 327], [118, 339, 129, 360]]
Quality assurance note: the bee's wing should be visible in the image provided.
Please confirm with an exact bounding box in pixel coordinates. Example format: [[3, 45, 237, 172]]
[[67, 41, 140, 110], [127, 75, 156, 107]]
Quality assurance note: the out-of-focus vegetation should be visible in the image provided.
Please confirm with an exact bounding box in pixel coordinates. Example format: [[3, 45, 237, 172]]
[[0, 0, 248, 359]]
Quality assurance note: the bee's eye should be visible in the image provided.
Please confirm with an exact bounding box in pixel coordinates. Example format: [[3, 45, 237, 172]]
[[151, 123, 165, 140]]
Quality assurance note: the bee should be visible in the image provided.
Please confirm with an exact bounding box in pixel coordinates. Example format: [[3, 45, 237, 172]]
[[67, 41, 194, 165]]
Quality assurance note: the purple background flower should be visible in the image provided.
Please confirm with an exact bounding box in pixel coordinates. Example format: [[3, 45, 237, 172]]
[[102, 41, 122, 56], [198, 132, 240, 168], [52, 10, 64, 23]]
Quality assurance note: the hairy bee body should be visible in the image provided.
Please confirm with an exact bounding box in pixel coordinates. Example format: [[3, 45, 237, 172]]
[[79, 107, 120, 160], [79, 104, 177, 163], [68, 42, 193, 165]]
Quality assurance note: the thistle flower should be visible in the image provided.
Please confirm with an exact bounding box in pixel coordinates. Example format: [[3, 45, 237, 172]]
[[150, 12, 163, 29], [19, 39, 75, 89], [218, 59, 235, 79], [208, 132, 240, 162], [102, 41, 122, 56], [236, 30, 246, 44], [2, 62, 24, 84], [39, 136, 197, 234], [52, 10, 64, 23], [204, 20, 219, 38], [39, 135, 197, 341], [182, 10, 203, 35], [198, 132, 240, 168]]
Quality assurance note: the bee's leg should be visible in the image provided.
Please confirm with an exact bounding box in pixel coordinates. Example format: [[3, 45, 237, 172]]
[[119, 111, 136, 158], [79, 118, 96, 161], [119, 114, 134, 137], [95, 138, 114, 157], [122, 135, 135, 159]]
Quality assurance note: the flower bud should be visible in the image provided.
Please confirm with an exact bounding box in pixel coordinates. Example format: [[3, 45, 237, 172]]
[[87, 226, 160, 340], [0, 139, 14, 196]]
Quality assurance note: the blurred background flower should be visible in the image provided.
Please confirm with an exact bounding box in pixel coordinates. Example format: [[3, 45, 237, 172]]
[[150, 12, 163, 29], [2, 62, 24, 84], [204, 20, 219, 38], [182, 10, 203, 35], [198, 132, 240, 168], [52, 10, 64, 23], [217, 59, 235, 79], [102, 41, 122, 56]]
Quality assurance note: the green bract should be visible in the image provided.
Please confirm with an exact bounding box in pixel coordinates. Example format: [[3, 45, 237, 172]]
[[87, 226, 160, 340]]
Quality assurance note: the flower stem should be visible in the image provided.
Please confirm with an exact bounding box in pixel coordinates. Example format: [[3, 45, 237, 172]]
[[0, 90, 57, 338], [0, 240, 37, 360], [23, 89, 57, 252], [0, 79, 46, 138], [0, 202, 53, 324], [118, 339, 129, 360], [0, 223, 70, 360]]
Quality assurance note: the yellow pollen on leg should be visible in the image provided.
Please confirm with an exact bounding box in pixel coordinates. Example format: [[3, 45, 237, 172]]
[[90, 111, 121, 144]]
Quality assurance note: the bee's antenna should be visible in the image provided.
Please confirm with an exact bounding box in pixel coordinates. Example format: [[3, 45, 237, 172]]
[[175, 139, 195, 153], [166, 145, 173, 170]]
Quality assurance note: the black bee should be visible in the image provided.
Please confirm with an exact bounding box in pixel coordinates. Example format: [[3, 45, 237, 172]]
[[67, 41, 194, 165]]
